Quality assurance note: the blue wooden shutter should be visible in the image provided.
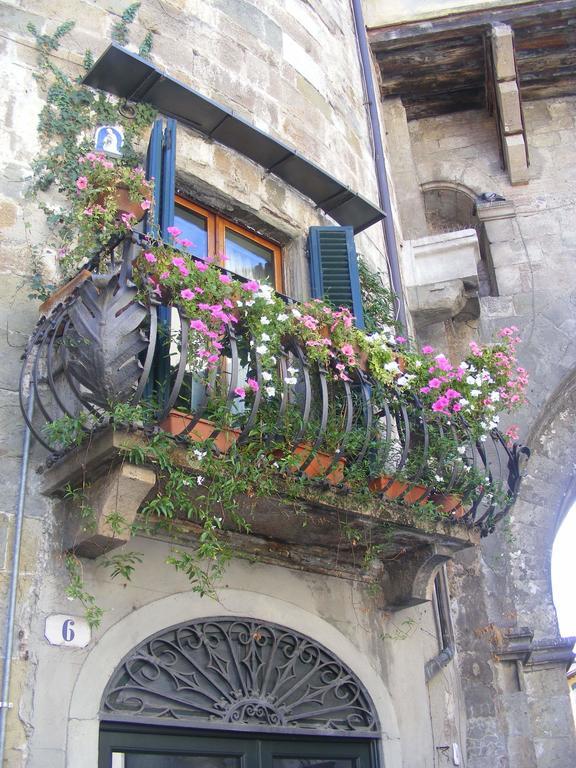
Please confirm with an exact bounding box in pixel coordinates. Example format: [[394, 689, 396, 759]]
[[308, 226, 365, 329], [145, 118, 177, 403]]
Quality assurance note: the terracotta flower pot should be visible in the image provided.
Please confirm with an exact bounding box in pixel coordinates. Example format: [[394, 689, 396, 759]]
[[368, 475, 429, 505], [97, 184, 147, 223], [273, 443, 345, 485], [430, 492, 466, 519], [160, 411, 240, 453]]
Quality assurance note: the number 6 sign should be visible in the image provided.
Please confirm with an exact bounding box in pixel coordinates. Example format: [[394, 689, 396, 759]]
[[45, 615, 91, 648]]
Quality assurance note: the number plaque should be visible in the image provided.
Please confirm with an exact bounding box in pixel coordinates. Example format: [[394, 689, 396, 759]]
[[45, 615, 91, 648]]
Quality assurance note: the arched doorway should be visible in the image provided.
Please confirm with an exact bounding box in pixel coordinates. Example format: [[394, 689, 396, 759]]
[[98, 617, 381, 768]]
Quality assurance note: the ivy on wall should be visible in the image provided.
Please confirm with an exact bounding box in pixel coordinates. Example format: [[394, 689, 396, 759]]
[[27, 5, 156, 295]]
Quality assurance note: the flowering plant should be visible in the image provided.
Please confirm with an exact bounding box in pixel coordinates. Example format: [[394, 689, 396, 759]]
[[72, 152, 153, 265], [133, 234, 527, 459]]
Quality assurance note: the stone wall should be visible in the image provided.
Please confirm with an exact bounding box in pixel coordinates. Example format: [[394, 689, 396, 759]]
[[384, 92, 576, 767]]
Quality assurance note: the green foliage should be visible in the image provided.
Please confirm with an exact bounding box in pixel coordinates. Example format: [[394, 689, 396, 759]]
[[112, 2, 141, 45], [99, 551, 143, 581], [43, 413, 87, 449], [358, 257, 399, 335], [64, 554, 104, 629]]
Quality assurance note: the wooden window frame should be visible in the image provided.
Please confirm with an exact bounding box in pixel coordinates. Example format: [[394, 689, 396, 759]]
[[175, 196, 283, 292]]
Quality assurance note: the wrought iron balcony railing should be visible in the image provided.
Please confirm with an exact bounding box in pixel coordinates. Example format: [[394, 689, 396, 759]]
[[20, 235, 529, 535]]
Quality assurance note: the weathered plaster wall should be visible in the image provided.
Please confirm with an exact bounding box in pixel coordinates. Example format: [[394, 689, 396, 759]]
[[387, 95, 576, 767], [365, 0, 540, 27]]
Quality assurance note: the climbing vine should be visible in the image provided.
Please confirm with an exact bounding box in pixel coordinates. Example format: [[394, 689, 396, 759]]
[[27, 6, 156, 293]]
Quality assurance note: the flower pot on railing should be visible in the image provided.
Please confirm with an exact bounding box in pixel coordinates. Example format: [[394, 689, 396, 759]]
[[430, 492, 466, 519], [368, 475, 430, 505], [288, 443, 346, 485], [98, 184, 148, 223], [160, 411, 240, 453]]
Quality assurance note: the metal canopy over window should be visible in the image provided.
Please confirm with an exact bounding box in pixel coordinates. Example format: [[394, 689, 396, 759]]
[[83, 44, 385, 233], [100, 617, 380, 738]]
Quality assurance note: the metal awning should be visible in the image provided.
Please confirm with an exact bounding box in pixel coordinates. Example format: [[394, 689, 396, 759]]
[[83, 44, 384, 233]]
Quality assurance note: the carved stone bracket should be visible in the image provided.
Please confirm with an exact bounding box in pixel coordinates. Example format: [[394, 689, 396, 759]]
[[494, 628, 576, 671], [62, 463, 156, 558], [381, 543, 459, 611]]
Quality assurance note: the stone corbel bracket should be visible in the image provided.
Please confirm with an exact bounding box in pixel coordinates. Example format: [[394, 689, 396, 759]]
[[490, 23, 529, 185], [494, 627, 576, 671], [382, 543, 458, 611]]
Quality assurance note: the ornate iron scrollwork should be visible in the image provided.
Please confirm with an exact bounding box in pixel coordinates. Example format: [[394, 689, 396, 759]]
[[101, 617, 379, 736]]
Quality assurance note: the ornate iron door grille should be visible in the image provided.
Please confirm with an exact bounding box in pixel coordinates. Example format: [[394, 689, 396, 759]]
[[101, 617, 380, 738]]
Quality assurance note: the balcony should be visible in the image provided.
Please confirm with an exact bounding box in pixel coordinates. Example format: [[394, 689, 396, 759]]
[[20, 234, 528, 608]]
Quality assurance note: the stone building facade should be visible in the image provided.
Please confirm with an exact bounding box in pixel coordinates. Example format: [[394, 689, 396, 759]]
[[0, 0, 575, 767]]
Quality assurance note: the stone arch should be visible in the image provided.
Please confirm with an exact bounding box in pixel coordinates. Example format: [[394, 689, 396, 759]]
[[65, 588, 402, 768], [508, 368, 576, 637]]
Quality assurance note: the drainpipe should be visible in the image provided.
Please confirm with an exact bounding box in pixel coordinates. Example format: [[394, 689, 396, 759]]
[[0, 391, 34, 764], [350, 0, 408, 333]]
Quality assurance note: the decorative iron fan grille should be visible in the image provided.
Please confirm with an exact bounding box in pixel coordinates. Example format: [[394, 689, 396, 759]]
[[101, 617, 380, 738]]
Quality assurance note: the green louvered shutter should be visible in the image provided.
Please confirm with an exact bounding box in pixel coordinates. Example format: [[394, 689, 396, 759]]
[[308, 226, 365, 328]]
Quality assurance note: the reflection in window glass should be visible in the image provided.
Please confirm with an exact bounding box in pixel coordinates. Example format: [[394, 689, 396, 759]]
[[123, 754, 241, 768], [225, 228, 274, 284], [174, 206, 209, 260]]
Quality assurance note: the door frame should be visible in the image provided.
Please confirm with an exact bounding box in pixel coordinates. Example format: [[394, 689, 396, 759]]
[[99, 724, 377, 768]]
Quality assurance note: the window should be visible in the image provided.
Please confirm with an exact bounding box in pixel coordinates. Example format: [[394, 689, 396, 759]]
[[174, 197, 283, 291]]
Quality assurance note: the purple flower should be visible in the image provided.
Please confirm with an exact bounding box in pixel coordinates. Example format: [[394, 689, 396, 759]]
[[422, 345, 434, 355], [180, 288, 195, 300], [144, 252, 156, 263], [234, 386, 246, 398]]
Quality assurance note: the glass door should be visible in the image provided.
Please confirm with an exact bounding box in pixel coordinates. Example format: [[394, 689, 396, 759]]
[[100, 730, 375, 768]]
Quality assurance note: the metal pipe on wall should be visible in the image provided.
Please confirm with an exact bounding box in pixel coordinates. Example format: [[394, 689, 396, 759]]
[[0, 392, 34, 764], [350, 0, 408, 333]]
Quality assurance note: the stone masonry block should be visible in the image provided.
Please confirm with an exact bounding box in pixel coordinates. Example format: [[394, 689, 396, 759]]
[[497, 80, 523, 134], [504, 134, 529, 185], [63, 464, 156, 558], [491, 24, 516, 82]]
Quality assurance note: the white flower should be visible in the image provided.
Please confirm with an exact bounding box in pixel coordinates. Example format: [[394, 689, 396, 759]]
[[291, 308, 302, 318], [470, 389, 482, 398], [459, 362, 469, 370], [261, 332, 271, 342], [396, 375, 409, 386], [236, 300, 243, 307], [459, 398, 469, 406], [413, 360, 422, 368], [256, 344, 268, 354], [457, 446, 467, 455], [260, 317, 270, 325], [196, 476, 204, 485], [384, 361, 400, 373], [434, 474, 444, 482], [466, 375, 476, 385], [265, 386, 276, 397], [287, 365, 298, 375], [245, 300, 255, 307], [277, 313, 288, 322], [490, 391, 500, 402], [284, 376, 297, 385], [479, 435, 487, 442], [193, 449, 206, 460], [262, 371, 272, 381]]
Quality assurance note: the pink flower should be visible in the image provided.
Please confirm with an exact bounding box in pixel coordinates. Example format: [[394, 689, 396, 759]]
[[422, 345, 434, 355], [167, 226, 182, 237], [180, 288, 195, 300], [178, 238, 193, 247], [195, 261, 208, 272], [452, 403, 462, 412], [246, 378, 259, 392], [428, 378, 442, 389], [179, 266, 190, 277], [241, 280, 260, 292], [341, 343, 355, 357], [445, 388, 461, 400], [160, 271, 170, 280], [144, 252, 156, 263], [420, 386, 430, 394], [83, 207, 93, 216], [395, 336, 407, 344], [141, 199, 151, 211], [121, 212, 136, 228], [207, 354, 219, 364], [190, 318, 208, 333], [505, 424, 520, 441], [76, 176, 88, 191], [432, 396, 450, 413], [219, 274, 232, 284], [234, 387, 246, 398]]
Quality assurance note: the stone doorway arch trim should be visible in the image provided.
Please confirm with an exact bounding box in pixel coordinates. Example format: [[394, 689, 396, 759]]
[[65, 588, 402, 768]]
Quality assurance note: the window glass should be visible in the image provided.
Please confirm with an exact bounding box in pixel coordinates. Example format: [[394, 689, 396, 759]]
[[224, 228, 275, 284], [174, 205, 209, 260], [122, 754, 240, 768]]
